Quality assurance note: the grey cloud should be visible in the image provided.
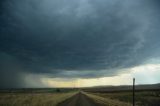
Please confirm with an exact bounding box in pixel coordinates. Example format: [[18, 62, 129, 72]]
[[0, 0, 160, 87]]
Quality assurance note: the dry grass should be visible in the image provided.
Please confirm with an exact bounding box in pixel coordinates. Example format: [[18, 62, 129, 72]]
[[0, 92, 77, 106], [89, 90, 160, 106], [84, 92, 132, 106]]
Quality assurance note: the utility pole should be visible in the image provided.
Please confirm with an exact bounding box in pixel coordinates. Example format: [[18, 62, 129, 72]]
[[133, 78, 135, 106]]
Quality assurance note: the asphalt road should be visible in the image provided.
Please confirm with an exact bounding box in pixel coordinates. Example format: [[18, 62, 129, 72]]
[[58, 92, 104, 106]]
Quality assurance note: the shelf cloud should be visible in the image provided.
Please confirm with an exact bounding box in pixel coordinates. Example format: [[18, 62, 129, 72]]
[[0, 0, 160, 88]]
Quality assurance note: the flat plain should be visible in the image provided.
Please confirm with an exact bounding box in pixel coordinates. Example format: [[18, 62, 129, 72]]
[[0, 84, 160, 106], [0, 88, 77, 106]]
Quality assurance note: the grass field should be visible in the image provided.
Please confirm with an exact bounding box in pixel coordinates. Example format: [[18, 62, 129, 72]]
[[0, 84, 159, 106], [89, 90, 160, 106], [84, 92, 132, 106], [0, 91, 77, 106]]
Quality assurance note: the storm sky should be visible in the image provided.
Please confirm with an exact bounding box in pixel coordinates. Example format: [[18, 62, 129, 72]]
[[0, 0, 160, 88]]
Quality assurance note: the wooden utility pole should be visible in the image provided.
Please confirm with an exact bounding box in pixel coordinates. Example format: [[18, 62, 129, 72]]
[[133, 78, 135, 106]]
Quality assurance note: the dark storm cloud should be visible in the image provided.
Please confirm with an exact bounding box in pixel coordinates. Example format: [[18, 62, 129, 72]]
[[0, 0, 160, 87]]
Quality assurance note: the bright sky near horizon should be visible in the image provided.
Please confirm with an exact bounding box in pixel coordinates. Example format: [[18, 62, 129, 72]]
[[26, 63, 160, 87]]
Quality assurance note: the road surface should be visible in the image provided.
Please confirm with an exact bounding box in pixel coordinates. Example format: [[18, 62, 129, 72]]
[[58, 92, 104, 106]]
